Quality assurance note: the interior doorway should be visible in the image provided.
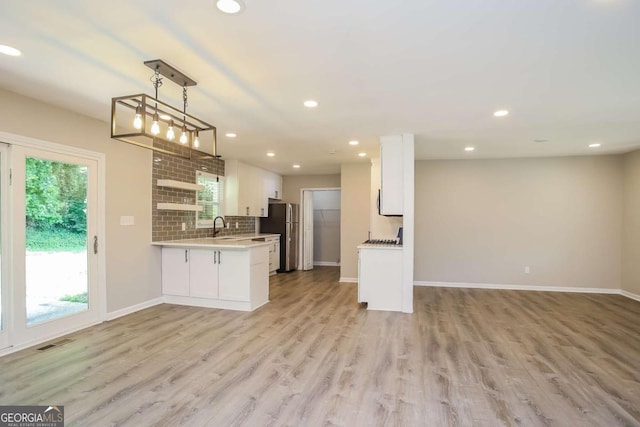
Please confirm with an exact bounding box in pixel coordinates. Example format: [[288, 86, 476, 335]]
[[300, 188, 341, 270]]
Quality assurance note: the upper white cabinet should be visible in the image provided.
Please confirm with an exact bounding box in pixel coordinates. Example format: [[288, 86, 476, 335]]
[[225, 160, 282, 217], [263, 170, 282, 201], [379, 135, 404, 215]]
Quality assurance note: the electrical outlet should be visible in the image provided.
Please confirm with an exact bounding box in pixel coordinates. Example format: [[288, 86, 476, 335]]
[[182, 223, 186, 231], [235, 221, 239, 229], [524, 266, 530, 274]]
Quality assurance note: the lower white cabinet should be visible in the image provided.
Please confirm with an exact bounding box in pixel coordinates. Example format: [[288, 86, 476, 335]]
[[358, 247, 403, 312], [190, 249, 218, 299], [161, 245, 269, 311], [265, 235, 280, 275]]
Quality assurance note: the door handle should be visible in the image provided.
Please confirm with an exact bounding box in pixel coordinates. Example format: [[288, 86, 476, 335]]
[[93, 236, 98, 254], [185, 249, 188, 263], [218, 250, 222, 264], [214, 251, 217, 264]]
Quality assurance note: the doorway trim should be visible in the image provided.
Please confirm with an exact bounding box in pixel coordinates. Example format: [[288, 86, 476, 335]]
[[299, 187, 340, 271], [0, 131, 106, 355]]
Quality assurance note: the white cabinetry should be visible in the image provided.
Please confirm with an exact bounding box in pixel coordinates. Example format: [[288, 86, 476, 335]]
[[189, 249, 218, 299], [265, 235, 280, 275], [358, 246, 403, 311], [161, 248, 190, 296], [161, 245, 270, 311], [379, 136, 403, 215], [224, 160, 282, 217], [263, 170, 282, 200], [225, 160, 262, 217]]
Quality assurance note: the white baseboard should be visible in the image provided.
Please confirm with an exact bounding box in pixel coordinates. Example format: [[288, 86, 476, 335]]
[[339, 277, 358, 283], [314, 261, 340, 267], [0, 320, 102, 358], [621, 289, 640, 302], [105, 297, 164, 321], [414, 281, 619, 294]]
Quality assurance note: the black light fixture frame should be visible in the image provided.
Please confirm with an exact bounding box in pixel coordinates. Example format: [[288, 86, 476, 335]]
[[111, 59, 219, 159]]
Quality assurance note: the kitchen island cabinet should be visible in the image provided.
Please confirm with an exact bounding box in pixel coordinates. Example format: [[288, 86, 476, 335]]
[[155, 238, 271, 311]]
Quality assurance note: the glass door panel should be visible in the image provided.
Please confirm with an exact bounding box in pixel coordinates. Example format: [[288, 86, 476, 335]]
[[25, 158, 89, 325], [11, 145, 99, 347], [0, 144, 8, 350]]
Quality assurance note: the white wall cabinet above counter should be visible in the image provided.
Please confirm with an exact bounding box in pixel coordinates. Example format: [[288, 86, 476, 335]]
[[224, 160, 282, 217], [379, 135, 404, 216]]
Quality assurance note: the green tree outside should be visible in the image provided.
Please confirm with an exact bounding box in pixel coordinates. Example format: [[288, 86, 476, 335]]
[[25, 158, 87, 251]]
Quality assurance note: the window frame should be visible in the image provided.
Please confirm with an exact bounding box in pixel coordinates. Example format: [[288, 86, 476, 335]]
[[195, 170, 224, 229]]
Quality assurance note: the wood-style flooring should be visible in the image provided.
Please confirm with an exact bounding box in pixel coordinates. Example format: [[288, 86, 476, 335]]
[[1, 267, 639, 426]]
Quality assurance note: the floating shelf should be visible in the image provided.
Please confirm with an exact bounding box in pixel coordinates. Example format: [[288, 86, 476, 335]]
[[157, 203, 203, 212], [157, 179, 204, 191]]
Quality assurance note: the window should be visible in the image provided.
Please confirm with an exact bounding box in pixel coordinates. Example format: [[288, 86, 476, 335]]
[[196, 171, 224, 228]]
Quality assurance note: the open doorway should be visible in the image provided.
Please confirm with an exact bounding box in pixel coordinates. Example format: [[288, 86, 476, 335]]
[[300, 188, 341, 270]]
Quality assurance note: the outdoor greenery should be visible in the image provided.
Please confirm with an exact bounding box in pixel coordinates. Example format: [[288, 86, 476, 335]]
[[26, 227, 86, 251], [26, 158, 87, 251], [59, 292, 88, 304]]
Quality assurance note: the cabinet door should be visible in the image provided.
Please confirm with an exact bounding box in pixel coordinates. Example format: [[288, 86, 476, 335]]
[[263, 170, 283, 200], [189, 249, 219, 299], [218, 250, 251, 301], [380, 136, 403, 215], [162, 248, 190, 296], [273, 241, 281, 272]]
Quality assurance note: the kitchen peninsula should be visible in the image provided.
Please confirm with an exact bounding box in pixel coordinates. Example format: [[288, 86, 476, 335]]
[[152, 234, 278, 311]]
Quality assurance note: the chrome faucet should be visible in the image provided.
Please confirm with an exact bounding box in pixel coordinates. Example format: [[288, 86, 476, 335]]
[[213, 216, 226, 237]]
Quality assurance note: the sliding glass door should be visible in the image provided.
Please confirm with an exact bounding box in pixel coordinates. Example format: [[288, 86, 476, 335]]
[[0, 144, 8, 350], [10, 145, 99, 347]]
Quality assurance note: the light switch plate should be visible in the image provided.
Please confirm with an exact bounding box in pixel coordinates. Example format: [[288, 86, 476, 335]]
[[120, 216, 134, 226]]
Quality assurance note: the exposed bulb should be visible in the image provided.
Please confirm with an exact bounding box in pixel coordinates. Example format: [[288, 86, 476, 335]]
[[179, 127, 188, 144], [166, 120, 175, 140], [193, 131, 200, 148], [151, 114, 160, 135], [133, 105, 143, 130]]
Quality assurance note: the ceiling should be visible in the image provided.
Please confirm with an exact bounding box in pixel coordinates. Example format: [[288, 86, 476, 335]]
[[1, 0, 639, 175]]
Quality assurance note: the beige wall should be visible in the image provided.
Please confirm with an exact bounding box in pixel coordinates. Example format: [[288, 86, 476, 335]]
[[622, 149, 640, 295], [340, 163, 371, 280], [281, 174, 341, 205], [415, 156, 623, 289], [0, 88, 160, 313]]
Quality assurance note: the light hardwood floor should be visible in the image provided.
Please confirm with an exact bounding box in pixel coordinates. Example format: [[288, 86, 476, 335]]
[[1, 267, 639, 426]]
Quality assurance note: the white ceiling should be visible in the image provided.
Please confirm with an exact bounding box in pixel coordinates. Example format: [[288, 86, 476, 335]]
[[1, 0, 639, 175]]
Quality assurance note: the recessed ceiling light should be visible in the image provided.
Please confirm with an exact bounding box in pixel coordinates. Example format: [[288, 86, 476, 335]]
[[358, 152, 367, 157], [303, 100, 318, 108], [0, 44, 22, 57], [464, 146, 475, 152], [159, 114, 171, 120], [225, 133, 237, 138], [293, 164, 301, 169], [493, 110, 509, 117], [267, 152, 275, 157], [589, 143, 601, 148], [349, 140, 359, 146], [216, 0, 244, 14]]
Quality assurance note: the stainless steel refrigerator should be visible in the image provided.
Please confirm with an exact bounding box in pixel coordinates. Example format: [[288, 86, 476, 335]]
[[260, 203, 299, 272]]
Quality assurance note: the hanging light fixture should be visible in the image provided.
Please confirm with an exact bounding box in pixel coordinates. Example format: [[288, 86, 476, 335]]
[[111, 59, 219, 159]]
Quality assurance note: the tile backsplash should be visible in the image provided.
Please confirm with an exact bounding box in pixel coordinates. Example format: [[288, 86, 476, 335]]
[[151, 142, 256, 241]]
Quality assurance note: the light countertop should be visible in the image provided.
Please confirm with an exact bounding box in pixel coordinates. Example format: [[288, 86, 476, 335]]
[[152, 233, 280, 249]]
